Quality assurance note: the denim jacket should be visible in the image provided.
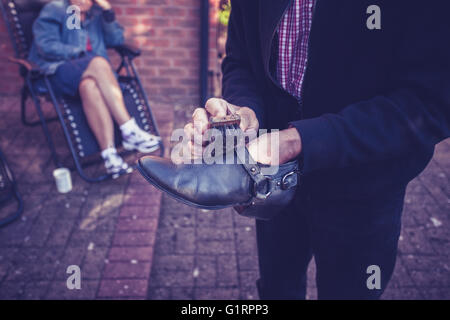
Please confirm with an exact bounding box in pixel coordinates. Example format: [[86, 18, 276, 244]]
[[28, 0, 124, 75]]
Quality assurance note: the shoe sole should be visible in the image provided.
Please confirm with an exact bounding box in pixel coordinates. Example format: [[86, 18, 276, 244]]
[[123, 141, 161, 154], [111, 167, 133, 179], [136, 160, 231, 211]]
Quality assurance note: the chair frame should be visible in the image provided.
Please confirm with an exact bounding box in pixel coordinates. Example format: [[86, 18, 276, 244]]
[[0, 147, 24, 228], [0, 0, 164, 183]]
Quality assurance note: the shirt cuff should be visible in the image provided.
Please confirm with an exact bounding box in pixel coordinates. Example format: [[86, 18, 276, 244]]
[[102, 9, 116, 23]]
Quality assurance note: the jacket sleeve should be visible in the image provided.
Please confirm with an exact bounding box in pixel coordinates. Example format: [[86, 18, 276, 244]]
[[290, 4, 450, 174], [32, 3, 83, 61], [221, 0, 266, 126], [101, 9, 125, 47]]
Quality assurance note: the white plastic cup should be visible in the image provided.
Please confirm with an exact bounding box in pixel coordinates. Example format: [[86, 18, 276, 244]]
[[53, 168, 72, 193]]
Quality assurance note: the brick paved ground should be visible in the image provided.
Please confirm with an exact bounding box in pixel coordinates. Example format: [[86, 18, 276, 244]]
[[0, 96, 173, 299], [147, 103, 450, 300], [0, 95, 449, 300]]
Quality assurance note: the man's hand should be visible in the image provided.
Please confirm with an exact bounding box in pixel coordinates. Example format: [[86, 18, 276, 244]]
[[94, 0, 112, 10], [183, 97, 301, 165], [184, 98, 259, 157], [247, 127, 302, 165]]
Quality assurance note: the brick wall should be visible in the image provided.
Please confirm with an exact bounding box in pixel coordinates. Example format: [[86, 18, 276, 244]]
[[0, 0, 220, 105]]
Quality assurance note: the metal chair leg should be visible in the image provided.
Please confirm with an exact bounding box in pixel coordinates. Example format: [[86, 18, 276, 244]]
[[0, 188, 24, 228], [26, 79, 62, 168], [0, 149, 24, 229]]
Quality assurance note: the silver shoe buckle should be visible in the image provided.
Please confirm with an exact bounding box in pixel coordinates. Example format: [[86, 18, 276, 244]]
[[281, 171, 297, 190], [253, 178, 272, 200]]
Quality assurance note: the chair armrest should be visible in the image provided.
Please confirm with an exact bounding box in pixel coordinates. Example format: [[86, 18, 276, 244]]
[[113, 43, 141, 59], [8, 57, 43, 78]]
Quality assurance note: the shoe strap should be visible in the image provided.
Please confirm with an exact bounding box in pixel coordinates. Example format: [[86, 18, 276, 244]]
[[221, 126, 300, 203], [235, 146, 273, 201], [235, 146, 300, 204]]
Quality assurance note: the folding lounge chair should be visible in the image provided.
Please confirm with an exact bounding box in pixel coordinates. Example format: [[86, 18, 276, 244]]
[[0, 147, 23, 228], [0, 0, 164, 182]]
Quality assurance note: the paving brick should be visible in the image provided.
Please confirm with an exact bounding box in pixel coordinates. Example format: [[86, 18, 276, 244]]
[[197, 240, 235, 255], [194, 288, 240, 300], [103, 261, 151, 279], [22, 281, 50, 300], [389, 259, 415, 287], [45, 280, 99, 300], [112, 232, 155, 247], [195, 255, 216, 287], [116, 218, 158, 232], [239, 270, 258, 289], [402, 255, 450, 272], [196, 209, 233, 228], [409, 269, 450, 287], [234, 227, 257, 255], [159, 209, 196, 228], [22, 213, 58, 247], [398, 227, 437, 255], [237, 255, 259, 271], [108, 247, 154, 262], [119, 205, 160, 219], [0, 261, 10, 282], [240, 286, 259, 300], [7, 248, 63, 282], [69, 230, 114, 248], [151, 269, 195, 287], [82, 247, 109, 280], [152, 255, 195, 271], [234, 214, 256, 227], [175, 227, 196, 254], [421, 288, 450, 300], [197, 227, 234, 241], [45, 218, 77, 247], [0, 218, 34, 246], [147, 286, 171, 300], [123, 193, 161, 207], [98, 279, 148, 298], [382, 287, 423, 300], [306, 287, 318, 300], [54, 246, 87, 280], [171, 287, 195, 300], [217, 255, 238, 287], [153, 227, 176, 254], [0, 281, 26, 299]]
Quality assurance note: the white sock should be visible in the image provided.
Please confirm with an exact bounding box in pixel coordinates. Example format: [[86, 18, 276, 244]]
[[101, 147, 118, 160], [120, 118, 138, 135]]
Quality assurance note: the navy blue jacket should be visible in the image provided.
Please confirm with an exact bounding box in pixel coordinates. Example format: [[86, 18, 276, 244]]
[[222, 0, 450, 199], [28, 0, 124, 75]]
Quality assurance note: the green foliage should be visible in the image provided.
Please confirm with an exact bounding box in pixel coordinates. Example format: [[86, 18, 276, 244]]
[[218, 1, 231, 27]]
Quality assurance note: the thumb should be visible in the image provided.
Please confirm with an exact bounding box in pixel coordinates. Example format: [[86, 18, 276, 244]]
[[204, 98, 229, 118], [236, 107, 258, 133]]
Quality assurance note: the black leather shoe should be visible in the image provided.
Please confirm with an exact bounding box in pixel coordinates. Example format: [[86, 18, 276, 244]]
[[137, 147, 300, 220]]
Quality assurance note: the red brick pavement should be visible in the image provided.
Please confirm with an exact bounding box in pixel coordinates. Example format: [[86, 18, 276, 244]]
[[1, 95, 449, 300], [0, 96, 174, 299]]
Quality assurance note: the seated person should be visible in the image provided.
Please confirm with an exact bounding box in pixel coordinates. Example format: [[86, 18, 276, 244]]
[[28, 0, 160, 178]]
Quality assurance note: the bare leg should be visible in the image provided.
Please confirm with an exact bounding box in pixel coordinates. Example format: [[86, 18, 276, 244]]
[[82, 57, 131, 126], [79, 77, 115, 151]]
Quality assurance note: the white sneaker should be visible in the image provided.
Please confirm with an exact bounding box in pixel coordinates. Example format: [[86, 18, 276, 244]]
[[122, 128, 161, 153], [103, 151, 133, 179]]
